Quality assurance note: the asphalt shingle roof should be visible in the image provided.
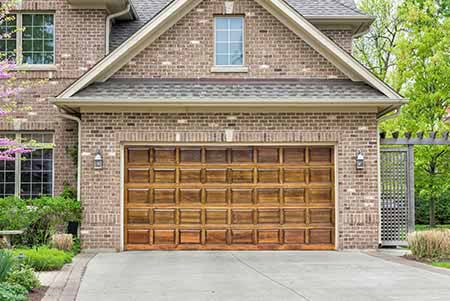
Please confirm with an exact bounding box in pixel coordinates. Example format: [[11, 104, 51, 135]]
[[110, 0, 367, 51], [73, 79, 387, 100]]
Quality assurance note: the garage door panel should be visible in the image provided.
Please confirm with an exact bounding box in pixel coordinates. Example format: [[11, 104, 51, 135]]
[[125, 145, 335, 250], [205, 189, 228, 204], [153, 169, 176, 183], [153, 147, 176, 163], [258, 230, 280, 244], [205, 169, 227, 183], [284, 229, 306, 244], [128, 230, 150, 244], [128, 168, 150, 183], [309, 188, 333, 205], [283, 188, 305, 204], [128, 148, 151, 164], [231, 148, 253, 163], [179, 230, 201, 244], [180, 169, 202, 183], [153, 209, 176, 224], [154, 189, 176, 204], [231, 169, 254, 183], [231, 230, 254, 244], [258, 169, 280, 183], [154, 230, 176, 244], [206, 230, 228, 244], [205, 148, 228, 163], [180, 148, 202, 163], [309, 229, 334, 244], [127, 189, 151, 204], [256, 188, 280, 204], [180, 209, 202, 224], [231, 189, 253, 204], [283, 147, 306, 163], [206, 209, 228, 224]]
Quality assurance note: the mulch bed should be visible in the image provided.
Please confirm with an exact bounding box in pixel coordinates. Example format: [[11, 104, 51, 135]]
[[28, 286, 48, 301]]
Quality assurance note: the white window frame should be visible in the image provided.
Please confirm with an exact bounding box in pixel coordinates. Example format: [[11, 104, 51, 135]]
[[2, 12, 56, 68], [0, 132, 55, 198], [213, 16, 245, 67]]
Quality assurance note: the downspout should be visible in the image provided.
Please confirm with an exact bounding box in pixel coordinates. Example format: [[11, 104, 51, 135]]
[[58, 110, 81, 202], [105, 4, 132, 55], [376, 107, 401, 246]]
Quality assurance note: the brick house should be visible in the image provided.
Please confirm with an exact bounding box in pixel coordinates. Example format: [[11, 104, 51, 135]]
[[1, 0, 406, 251]]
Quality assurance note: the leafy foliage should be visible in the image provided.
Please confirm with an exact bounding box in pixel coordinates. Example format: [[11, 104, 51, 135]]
[[0, 194, 81, 246], [0, 282, 27, 301], [357, 0, 450, 226], [0, 250, 14, 282], [6, 263, 40, 292], [12, 247, 73, 271]]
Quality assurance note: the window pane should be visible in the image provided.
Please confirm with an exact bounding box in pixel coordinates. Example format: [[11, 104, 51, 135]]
[[229, 18, 243, 30], [0, 14, 17, 61], [230, 53, 243, 65], [22, 14, 54, 65], [0, 155, 16, 198], [216, 54, 229, 65], [230, 42, 243, 54], [19, 133, 54, 199], [230, 31, 243, 43], [216, 31, 228, 42], [216, 18, 228, 30], [215, 42, 228, 55]]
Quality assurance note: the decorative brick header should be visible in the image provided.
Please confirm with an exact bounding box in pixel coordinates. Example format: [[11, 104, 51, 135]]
[[116, 131, 341, 143]]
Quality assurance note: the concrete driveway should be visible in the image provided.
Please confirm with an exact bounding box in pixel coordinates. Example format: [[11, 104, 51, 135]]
[[77, 251, 450, 301]]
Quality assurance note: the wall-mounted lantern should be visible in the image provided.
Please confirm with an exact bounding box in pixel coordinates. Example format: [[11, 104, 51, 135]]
[[356, 150, 364, 170], [94, 150, 103, 170]]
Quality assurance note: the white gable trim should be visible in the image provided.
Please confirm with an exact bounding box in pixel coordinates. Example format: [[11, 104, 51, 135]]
[[58, 0, 402, 100]]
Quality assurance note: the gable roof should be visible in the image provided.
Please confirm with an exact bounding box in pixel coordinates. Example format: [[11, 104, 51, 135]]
[[56, 0, 403, 102], [110, 0, 372, 50]]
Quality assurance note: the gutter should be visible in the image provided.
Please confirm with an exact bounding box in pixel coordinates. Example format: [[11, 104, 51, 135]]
[[106, 4, 132, 55], [57, 110, 81, 202]]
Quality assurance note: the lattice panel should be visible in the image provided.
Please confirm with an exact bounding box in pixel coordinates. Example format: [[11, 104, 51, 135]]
[[380, 149, 409, 245]]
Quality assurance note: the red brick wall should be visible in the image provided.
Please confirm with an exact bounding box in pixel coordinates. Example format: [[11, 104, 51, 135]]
[[79, 112, 379, 250], [0, 0, 107, 194], [114, 0, 353, 79]]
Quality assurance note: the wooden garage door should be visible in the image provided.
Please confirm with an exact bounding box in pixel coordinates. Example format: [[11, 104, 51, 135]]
[[124, 146, 335, 250]]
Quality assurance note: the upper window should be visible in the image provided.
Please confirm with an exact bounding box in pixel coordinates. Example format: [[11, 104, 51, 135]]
[[214, 17, 244, 66], [0, 13, 54, 65]]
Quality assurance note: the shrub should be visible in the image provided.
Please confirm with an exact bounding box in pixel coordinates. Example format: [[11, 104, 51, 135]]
[[0, 250, 14, 282], [408, 229, 450, 260], [6, 263, 40, 292], [0, 197, 35, 231], [50, 234, 74, 251], [0, 283, 28, 301], [13, 247, 73, 271]]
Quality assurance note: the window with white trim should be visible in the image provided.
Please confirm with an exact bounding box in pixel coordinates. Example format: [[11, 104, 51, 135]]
[[0, 13, 55, 65], [0, 133, 54, 199], [214, 16, 244, 66]]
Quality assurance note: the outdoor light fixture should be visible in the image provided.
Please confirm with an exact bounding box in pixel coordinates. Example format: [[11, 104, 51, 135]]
[[356, 150, 364, 170], [94, 150, 103, 170]]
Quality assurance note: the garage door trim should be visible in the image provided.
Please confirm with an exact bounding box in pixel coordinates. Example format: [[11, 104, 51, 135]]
[[120, 143, 338, 251]]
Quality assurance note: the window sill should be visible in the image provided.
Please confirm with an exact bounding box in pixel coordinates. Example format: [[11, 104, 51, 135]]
[[211, 66, 249, 73], [14, 64, 57, 72]]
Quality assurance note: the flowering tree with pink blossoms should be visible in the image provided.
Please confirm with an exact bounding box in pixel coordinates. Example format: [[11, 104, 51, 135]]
[[1, 0, 32, 160]]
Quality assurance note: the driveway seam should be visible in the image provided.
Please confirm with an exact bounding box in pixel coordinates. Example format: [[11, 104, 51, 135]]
[[230, 252, 312, 301]]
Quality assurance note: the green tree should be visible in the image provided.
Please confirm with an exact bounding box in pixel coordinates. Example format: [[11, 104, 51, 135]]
[[383, 0, 450, 227], [354, 0, 404, 82]]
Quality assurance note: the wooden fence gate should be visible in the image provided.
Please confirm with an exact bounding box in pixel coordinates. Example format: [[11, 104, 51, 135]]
[[380, 147, 414, 246]]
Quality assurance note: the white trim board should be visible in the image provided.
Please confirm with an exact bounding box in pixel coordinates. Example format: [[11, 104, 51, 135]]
[[57, 0, 403, 101]]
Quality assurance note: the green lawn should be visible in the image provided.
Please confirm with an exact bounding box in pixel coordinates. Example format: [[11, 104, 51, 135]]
[[432, 262, 450, 269], [415, 224, 450, 231]]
